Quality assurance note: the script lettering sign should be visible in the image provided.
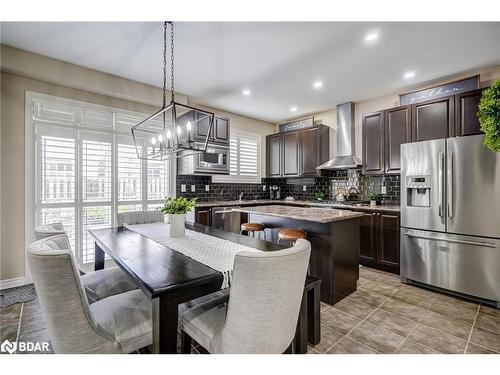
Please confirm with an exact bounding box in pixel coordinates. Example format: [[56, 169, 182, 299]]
[[400, 76, 479, 105]]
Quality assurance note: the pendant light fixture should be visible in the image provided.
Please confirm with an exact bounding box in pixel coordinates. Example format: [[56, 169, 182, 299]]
[[132, 21, 215, 160]]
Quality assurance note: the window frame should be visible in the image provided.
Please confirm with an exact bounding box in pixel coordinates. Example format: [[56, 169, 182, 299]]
[[25, 91, 175, 275], [212, 128, 262, 184]]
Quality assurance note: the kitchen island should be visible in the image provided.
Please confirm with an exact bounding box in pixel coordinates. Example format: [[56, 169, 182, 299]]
[[230, 205, 364, 305]]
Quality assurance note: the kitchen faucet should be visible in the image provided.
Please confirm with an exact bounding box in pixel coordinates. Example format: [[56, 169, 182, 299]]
[[239, 192, 244, 200]]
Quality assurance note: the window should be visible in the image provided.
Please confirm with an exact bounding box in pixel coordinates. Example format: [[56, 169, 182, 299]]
[[29, 93, 171, 267], [213, 129, 261, 183]]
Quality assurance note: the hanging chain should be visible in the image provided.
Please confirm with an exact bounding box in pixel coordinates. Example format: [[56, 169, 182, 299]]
[[162, 21, 167, 108], [170, 21, 175, 102]]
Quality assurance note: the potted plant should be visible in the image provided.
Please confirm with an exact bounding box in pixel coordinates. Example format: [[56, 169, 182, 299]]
[[160, 197, 197, 238], [315, 190, 327, 201], [478, 80, 500, 152], [368, 193, 382, 206]]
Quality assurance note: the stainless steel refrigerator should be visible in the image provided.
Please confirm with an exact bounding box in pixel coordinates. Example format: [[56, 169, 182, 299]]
[[400, 134, 500, 307]]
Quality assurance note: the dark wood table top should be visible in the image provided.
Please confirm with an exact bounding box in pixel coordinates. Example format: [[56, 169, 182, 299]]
[[89, 223, 285, 298]]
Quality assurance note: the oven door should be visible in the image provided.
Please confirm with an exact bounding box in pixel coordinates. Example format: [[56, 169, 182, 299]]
[[194, 144, 229, 174]]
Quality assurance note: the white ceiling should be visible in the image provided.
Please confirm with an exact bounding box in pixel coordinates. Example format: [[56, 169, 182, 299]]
[[1, 22, 499, 122]]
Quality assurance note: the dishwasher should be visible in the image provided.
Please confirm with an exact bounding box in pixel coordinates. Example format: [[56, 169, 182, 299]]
[[211, 206, 241, 233]]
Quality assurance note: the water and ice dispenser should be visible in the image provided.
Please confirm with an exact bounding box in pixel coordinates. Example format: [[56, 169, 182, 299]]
[[406, 175, 431, 207]]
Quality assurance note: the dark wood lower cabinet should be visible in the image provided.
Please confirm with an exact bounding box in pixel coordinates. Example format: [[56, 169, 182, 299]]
[[356, 209, 400, 274], [194, 208, 211, 226]]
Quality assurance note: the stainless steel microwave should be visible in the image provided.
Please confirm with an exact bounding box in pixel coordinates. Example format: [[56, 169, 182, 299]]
[[177, 143, 230, 175]]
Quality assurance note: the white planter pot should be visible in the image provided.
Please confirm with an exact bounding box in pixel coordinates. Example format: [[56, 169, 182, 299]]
[[370, 200, 377, 206], [169, 214, 186, 238]]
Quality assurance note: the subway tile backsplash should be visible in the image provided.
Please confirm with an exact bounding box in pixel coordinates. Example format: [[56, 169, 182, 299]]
[[176, 170, 400, 205]]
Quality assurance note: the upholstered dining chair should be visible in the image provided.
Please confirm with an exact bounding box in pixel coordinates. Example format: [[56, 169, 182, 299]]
[[33, 223, 137, 304], [180, 239, 311, 354], [34, 222, 66, 240], [28, 234, 152, 353], [116, 210, 164, 227]]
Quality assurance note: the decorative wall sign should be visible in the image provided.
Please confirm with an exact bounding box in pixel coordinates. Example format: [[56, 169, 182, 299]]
[[399, 76, 479, 105], [279, 116, 314, 132]]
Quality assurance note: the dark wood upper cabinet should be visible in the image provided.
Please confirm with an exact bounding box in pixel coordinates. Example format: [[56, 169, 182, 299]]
[[384, 106, 411, 174], [455, 88, 484, 137], [362, 111, 384, 175], [282, 131, 300, 176], [299, 127, 320, 176], [266, 133, 282, 177], [266, 125, 329, 177], [411, 97, 455, 142], [213, 116, 230, 144], [193, 112, 212, 142], [377, 213, 400, 268]]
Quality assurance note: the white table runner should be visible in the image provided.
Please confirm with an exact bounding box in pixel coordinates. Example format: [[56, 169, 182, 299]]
[[126, 222, 261, 289]]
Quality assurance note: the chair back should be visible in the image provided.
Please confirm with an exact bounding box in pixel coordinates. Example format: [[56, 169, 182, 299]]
[[34, 222, 65, 240], [220, 239, 311, 353], [28, 234, 119, 353], [116, 211, 164, 227]]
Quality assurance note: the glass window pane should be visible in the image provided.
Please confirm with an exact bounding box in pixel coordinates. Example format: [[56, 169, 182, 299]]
[[39, 207, 76, 252], [147, 151, 169, 201], [39, 136, 75, 203], [82, 206, 111, 264], [118, 144, 142, 201], [117, 204, 143, 214], [82, 140, 112, 202]]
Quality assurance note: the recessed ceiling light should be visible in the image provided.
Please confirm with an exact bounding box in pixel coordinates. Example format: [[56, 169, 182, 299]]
[[290, 106, 298, 112], [313, 81, 323, 89], [364, 32, 379, 42], [403, 71, 416, 79], [242, 89, 251, 96]]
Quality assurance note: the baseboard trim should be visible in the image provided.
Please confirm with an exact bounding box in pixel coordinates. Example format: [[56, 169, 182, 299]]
[[0, 277, 27, 290]]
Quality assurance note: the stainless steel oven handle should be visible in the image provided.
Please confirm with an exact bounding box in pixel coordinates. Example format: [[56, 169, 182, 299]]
[[438, 152, 444, 217], [447, 151, 453, 218], [405, 233, 496, 248]]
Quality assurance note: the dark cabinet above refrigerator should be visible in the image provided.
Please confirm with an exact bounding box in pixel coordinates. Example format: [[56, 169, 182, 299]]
[[362, 88, 484, 175]]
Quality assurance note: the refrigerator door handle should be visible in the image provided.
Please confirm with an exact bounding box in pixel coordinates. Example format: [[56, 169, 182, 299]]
[[438, 152, 445, 217], [405, 233, 496, 248], [447, 151, 453, 218]]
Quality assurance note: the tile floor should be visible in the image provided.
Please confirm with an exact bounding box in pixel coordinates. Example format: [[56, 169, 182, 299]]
[[1, 266, 499, 354]]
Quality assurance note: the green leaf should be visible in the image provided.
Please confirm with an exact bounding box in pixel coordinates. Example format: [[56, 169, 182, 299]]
[[160, 197, 197, 214], [478, 80, 500, 152]]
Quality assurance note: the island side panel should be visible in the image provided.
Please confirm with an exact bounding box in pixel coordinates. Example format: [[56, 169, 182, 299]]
[[248, 213, 337, 305], [330, 218, 361, 304]]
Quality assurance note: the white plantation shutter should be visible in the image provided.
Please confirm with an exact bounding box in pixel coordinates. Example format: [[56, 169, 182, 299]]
[[31, 93, 171, 267], [215, 129, 261, 183]]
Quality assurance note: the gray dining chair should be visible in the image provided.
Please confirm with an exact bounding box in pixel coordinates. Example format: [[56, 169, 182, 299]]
[[28, 234, 152, 353], [116, 210, 164, 227], [34, 222, 66, 240], [34, 222, 137, 303], [180, 239, 311, 354]]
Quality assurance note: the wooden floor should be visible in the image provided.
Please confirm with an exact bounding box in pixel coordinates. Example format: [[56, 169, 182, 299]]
[[1, 266, 499, 354]]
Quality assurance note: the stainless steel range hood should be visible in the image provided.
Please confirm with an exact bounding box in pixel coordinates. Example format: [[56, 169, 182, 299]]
[[316, 102, 362, 170]]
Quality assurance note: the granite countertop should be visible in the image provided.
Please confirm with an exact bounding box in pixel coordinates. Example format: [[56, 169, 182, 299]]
[[196, 199, 400, 212], [230, 205, 364, 223]]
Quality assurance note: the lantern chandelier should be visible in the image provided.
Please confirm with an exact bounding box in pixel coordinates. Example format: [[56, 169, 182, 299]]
[[132, 21, 215, 160]]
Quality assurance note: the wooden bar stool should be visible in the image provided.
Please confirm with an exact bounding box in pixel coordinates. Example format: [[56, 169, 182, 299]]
[[278, 229, 307, 245], [240, 223, 267, 240]]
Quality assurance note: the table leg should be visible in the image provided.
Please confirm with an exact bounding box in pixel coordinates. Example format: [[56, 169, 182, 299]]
[[152, 296, 179, 354], [294, 289, 308, 354], [307, 284, 321, 345], [94, 242, 105, 271]]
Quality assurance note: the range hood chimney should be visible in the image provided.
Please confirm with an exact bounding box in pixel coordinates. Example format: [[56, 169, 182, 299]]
[[316, 102, 362, 171]]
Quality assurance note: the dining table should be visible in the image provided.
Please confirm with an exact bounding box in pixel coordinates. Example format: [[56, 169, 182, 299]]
[[89, 222, 312, 354]]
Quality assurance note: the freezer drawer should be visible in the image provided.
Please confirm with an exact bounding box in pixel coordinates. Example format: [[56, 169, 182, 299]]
[[401, 228, 500, 303]]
